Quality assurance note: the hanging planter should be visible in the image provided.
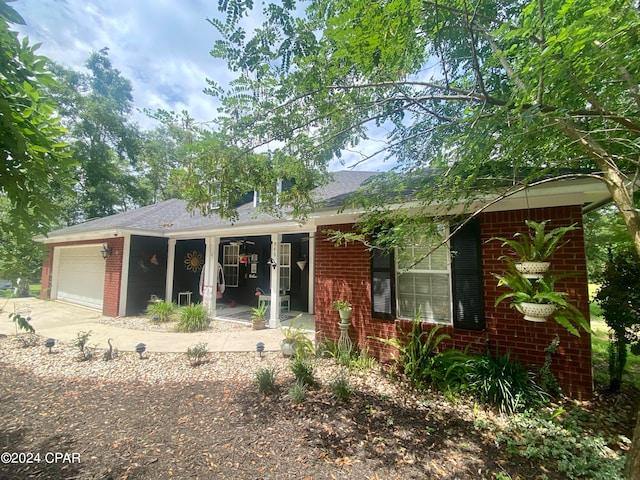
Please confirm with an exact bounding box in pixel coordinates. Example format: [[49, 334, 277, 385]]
[[516, 302, 556, 322], [515, 261, 551, 279]]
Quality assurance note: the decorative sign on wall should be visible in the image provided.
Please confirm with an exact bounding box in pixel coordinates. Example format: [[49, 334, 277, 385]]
[[184, 250, 204, 273]]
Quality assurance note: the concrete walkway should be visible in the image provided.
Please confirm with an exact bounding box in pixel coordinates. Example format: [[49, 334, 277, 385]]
[[0, 298, 296, 353]]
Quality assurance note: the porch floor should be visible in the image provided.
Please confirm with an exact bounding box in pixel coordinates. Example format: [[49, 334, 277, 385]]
[[214, 303, 315, 331]]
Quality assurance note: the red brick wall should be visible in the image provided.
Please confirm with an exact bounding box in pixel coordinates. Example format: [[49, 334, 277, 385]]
[[39, 238, 125, 317], [314, 206, 593, 399]]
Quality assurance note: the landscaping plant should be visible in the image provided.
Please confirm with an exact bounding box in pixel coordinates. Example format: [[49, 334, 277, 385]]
[[176, 303, 210, 333], [290, 356, 316, 387], [74, 330, 94, 361], [146, 300, 176, 323], [186, 342, 209, 367], [595, 247, 640, 392], [287, 381, 307, 404], [254, 367, 277, 396], [466, 352, 549, 414], [330, 372, 352, 402]]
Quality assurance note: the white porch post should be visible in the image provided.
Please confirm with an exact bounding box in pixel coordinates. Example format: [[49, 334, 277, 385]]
[[269, 233, 282, 328], [166, 239, 176, 302], [204, 237, 219, 317], [308, 232, 315, 314]]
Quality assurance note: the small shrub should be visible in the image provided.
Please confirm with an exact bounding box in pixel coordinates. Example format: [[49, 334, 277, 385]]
[[330, 373, 353, 402], [9, 312, 34, 333], [146, 301, 176, 323], [255, 367, 277, 395], [467, 353, 549, 414], [176, 303, 210, 332], [74, 330, 94, 361], [290, 356, 315, 386], [490, 410, 625, 479], [186, 342, 208, 366], [16, 333, 39, 348], [287, 381, 307, 404]]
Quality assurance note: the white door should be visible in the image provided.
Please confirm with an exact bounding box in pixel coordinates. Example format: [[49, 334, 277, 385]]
[[54, 245, 105, 310]]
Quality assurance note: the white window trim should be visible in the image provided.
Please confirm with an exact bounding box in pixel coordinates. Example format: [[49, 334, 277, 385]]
[[279, 243, 291, 292], [223, 244, 240, 287], [395, 228, 453, 325]]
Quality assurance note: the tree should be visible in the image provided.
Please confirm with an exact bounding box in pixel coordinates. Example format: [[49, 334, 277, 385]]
[[0, 0, 74, 235], [207, 0, 640, 474], [50, 48, 144, 224]]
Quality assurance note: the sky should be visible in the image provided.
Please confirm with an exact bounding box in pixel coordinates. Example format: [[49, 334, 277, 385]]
[[11, 0, 389, 171], [13, 0, 233, 129]]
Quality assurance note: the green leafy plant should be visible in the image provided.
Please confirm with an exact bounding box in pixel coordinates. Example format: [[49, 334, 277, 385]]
[[490, 220, 578, 262], [251, 301, 268, 328], [281, 315, 314, 358], [176, 303, 210, 332], [330, 372, 353, 402], [494, 267, 589, 336], [254, 367, 277, 395], [595, 247, 640, 392], [74, 330, 94, 361], [9, 312, 34, 333], [466, 352, 549, 414], [332, 299, 352, 311], [287, 381, 307, 404], [290, 356, 316, 386], [186, 342, 209, 367], [539, 336, 562, 398], [146, 300, 176, 323], [488, 410, 625, 479]]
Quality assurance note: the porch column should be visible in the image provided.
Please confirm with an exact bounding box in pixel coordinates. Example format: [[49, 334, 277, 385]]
[[269, 233, 282, 328], [308, 233, 315, 314], [166, 239, 176, 302], [203, 236, 219, 317]]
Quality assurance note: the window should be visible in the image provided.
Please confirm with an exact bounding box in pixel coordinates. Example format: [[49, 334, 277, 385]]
[[396, 233, 451, 323], [370, 218, 485, 330], [223, 244, 239, 287], [279, 243, 291, 292]]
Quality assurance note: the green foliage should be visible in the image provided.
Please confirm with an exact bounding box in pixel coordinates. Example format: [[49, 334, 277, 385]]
[[584, 206, 633, 278], [491, 220, 578, 262], [74, 330, 93, 361], [185, 342, 209, 367], [0, 1, 75, 236], [176, 303, 210, 333], [488, 410, 625, 479], [539, 336, 562, 398], [494, 266, 589, 337], [596, 248, 640, 391], [9, 312, 34, 333], [376, 317, 468, 391], [281, 315, 315, 357], [146, 301, 176, 323], [287, 381, 307, 404], [467, 353, 549, 414], [290, 356, 316, 387], [254, 367, 277, 396], [251, 301, 268, 321], [330, 373, 353, 403]]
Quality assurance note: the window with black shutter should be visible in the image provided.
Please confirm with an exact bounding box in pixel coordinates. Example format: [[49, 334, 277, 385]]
[[371, 250, 395, 320], [450, 218, 485, 331]]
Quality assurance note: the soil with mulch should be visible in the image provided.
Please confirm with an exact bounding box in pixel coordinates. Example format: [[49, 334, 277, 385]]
[[0, 335, 637, 480]]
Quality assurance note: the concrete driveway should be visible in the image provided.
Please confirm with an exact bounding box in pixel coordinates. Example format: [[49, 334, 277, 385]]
[[0, 298, 290, 353]]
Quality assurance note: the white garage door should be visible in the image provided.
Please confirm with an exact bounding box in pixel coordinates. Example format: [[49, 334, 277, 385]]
[[55, 245, 105, 310]]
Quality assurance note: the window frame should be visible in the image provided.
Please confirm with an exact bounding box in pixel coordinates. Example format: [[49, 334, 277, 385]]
[[222, 244, 240, 287]]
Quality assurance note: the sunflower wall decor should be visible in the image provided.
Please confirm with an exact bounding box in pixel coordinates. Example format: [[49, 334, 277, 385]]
[[184, 250, 204, 273]]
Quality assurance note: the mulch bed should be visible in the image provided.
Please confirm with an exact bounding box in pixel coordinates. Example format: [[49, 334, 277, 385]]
[[0, 336, 637, 479]]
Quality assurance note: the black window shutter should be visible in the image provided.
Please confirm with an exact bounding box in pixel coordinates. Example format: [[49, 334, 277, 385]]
[[371, 250, 395, 320], [450, 218, 485, 331]]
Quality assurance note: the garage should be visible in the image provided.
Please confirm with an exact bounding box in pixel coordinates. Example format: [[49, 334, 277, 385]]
[[53, 245, 106, 310]]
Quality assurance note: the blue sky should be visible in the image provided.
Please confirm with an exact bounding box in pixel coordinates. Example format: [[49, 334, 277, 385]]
[[14, 0, 231, 129], [12, 0, 390, 171]]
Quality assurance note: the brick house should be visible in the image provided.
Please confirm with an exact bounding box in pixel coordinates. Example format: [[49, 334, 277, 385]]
[[37, 171, 610, 399]]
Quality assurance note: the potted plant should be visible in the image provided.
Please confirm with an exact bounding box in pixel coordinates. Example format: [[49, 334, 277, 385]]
[[491, 220, 578, 278], [280, 314, 314, 358], [332, 299, 352, 323], [493, 267, 588, 336], [251, 301, 268, 330]]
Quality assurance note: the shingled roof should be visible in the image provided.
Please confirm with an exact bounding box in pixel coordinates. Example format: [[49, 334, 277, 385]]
[[42, 170, 379, 239]]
